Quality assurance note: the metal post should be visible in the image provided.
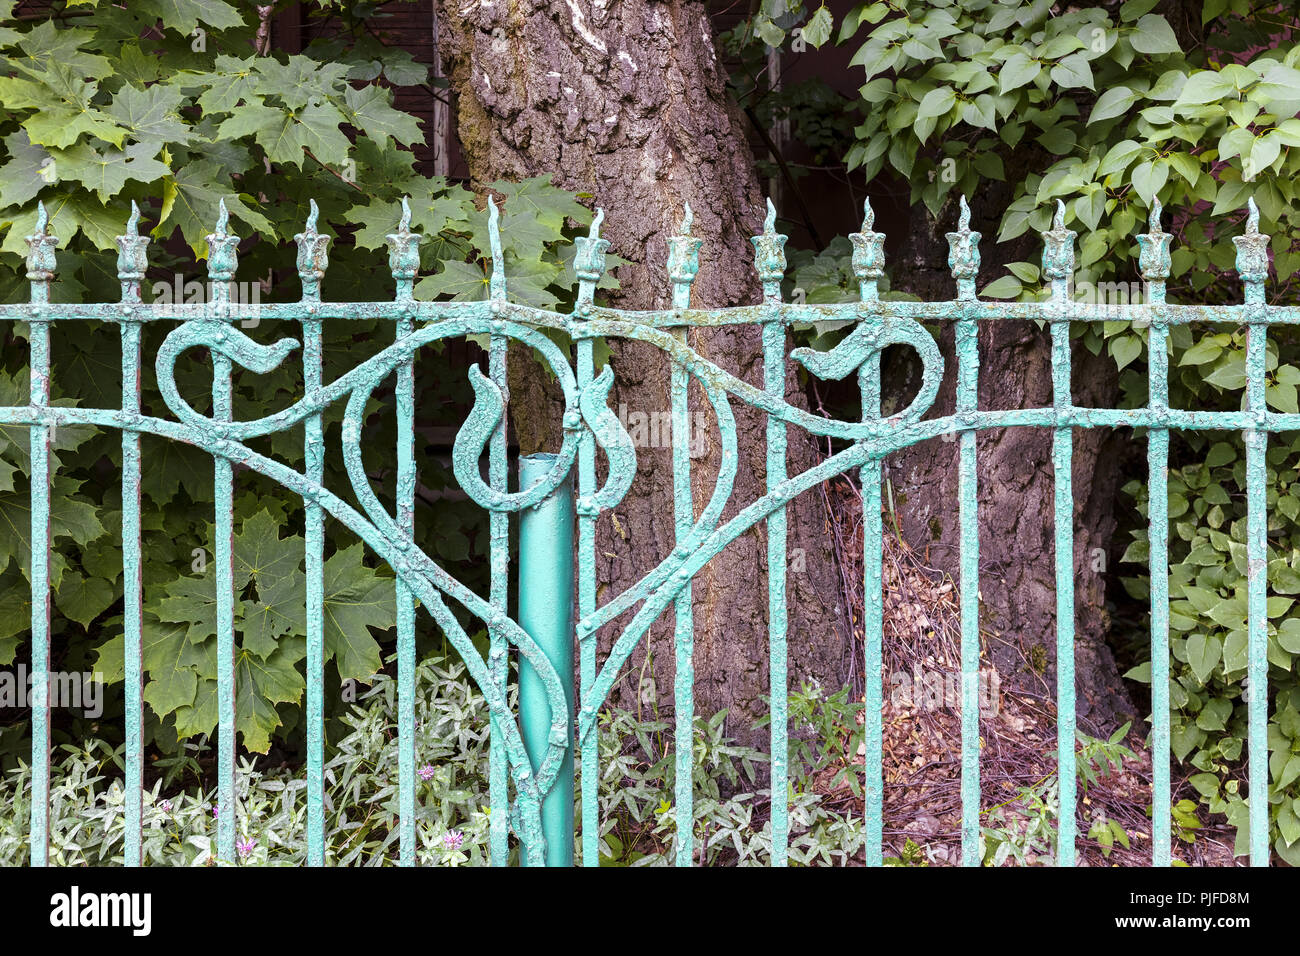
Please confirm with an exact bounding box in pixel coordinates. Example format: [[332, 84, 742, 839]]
[[517, 453, 575, 866]]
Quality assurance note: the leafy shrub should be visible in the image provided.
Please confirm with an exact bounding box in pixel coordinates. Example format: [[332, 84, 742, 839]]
[[0, 658, 871, 866], [0, 2, 604, 756]]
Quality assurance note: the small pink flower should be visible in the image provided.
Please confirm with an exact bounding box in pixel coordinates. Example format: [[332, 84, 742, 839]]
[[418, 764, 436, 781], [442, 830, 464, 850], [236, 836, 257, 859], [159, 799, 173, 813]]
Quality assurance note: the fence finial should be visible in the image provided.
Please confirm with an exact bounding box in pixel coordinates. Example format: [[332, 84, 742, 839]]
[[1232, 197, 1269, 291], [1138, 199, 1171, 286], [205, 198, 240, 287], [751, 198, 787, 298], [26, 200, 57, 290], [573, 207, 610, 310], [668, 202, 703, 307], [386, 196, 421, 293], [116, 201, 150, 300], [945, 196, 980, 298], [1041, 199, 1076, 283], [294, 199, 331, 300], [487, 196, 506, 301], [851, 198, 885, 302]]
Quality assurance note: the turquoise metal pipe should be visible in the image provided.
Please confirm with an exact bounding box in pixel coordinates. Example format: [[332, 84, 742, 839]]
[[517, 453, 576, 866]]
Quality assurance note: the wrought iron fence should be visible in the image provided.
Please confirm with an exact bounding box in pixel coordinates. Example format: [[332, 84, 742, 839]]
[[1, 187, 1281, 866]]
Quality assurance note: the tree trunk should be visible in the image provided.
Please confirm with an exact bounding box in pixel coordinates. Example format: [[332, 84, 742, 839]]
[[436, 0, 849, 744], [885, 194, 1135, 732]]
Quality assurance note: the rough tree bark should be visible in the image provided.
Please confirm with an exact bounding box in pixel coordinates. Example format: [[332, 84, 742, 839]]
[[435, 0, 850, 743], [885, 192, 1135, 732]]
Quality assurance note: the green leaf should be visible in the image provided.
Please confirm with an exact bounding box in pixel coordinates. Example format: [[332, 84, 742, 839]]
[[981, 276, 1023, 300], [339, 84, 422, 147], [158, 160, 273, 254], [1089, 87, 1137, 125], [322, 544, 395, 682], [141, 619, 201, 718], [1049, 53, 1093, 91], [801, 7, 834, 49], [755, 15, 784, 48], [1110, 333, 1143, 371], [106, 83, 193, 149], [998, 53, 1040, 93], [1128, 14, 1180, 55], [1186, 633, 1222, 684], [50, 141, 170, 202], [132, 0, 246, 35], [235, 639, 305, 753], [1176, 70, 1237, 107], [54, 571, 115, 628], [916, 87, 956, 120]]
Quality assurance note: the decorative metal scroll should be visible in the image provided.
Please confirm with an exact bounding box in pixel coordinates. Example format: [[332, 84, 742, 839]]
[[2, 186, 1282, 867]]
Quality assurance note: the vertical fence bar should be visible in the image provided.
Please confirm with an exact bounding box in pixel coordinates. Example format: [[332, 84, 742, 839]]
[[385, 199, 420, 866], [295, 202, 330, 865], [1043, 202, 1077, 866], [851, 201, 885, 866], [25, 204, 55, 867], [204, 202, 239, 863], [485, 199, 510, 865], [1138, 203, 1173, 865], [1234, 199, 1271, 866], [517, 454, 575, 866], [116, 204, 149, 866], [752, 201, 789, 866], [946, 197, 982, 866], [573, 211, 609, 867], [667, 207, 702, 866]]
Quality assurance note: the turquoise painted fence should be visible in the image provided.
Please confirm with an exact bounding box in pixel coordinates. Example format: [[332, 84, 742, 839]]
[[2, 189, 1280, 866]]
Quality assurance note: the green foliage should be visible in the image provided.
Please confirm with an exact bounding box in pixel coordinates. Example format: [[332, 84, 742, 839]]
[[0, 662, 870, 866], [981, 724, 1135, 866], [1120, 414, 1300, 866], [727, 0, 1300, 863], [0, 2, 601, 755]]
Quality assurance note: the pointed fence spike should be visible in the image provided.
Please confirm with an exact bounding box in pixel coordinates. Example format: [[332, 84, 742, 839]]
[[680, 202, 693, 236], [126, 201, 141, 237], [1053, 199, 1066, 231], [214, 198, 229, 236], [958, 195, 971, 232], [763, 197, 777, 235], [487, 196, 505, 299], [398, 196, 412, 233], [1149, 198, 1163, 233], [862, 197, 874, 232], [35, 200, 48, 235], [1246, 197, 1260, 234], [305, 199, 319, 233], [589, 207, 605, 240]]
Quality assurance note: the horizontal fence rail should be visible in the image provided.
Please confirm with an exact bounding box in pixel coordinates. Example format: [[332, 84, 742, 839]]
[[0, 189, 1280, 865]]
